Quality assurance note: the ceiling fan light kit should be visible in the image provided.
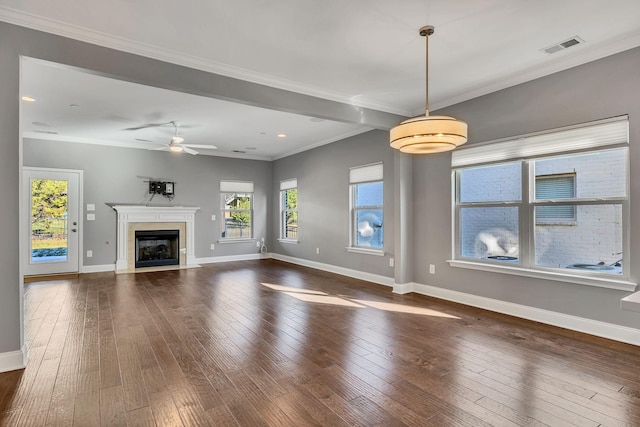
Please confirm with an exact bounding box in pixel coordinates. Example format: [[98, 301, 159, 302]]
[[390, 25, 468, 154]]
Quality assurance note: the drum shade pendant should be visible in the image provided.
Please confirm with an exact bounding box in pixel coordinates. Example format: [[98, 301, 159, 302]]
[[390, 26, 467, 154]]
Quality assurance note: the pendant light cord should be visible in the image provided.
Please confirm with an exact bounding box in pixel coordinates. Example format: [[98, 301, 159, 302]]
[[420, 25, 434, 117]]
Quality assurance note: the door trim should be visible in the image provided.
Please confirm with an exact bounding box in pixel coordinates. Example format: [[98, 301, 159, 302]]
[[22, 167, 83, 276]]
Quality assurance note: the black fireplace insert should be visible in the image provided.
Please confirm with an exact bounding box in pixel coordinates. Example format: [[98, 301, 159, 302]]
[[135, 229, 180, 268]]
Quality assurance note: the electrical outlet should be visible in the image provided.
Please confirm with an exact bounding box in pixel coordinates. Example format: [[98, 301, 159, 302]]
[[87, 213, 95, 221], [86, 250, 93, 258], [210, 244, 215, 250], [211, 214, 216, 221], [256, 241, 261, 248], [86, 203, 95, 211], [316, 247, 320, 254], [429, 264, 435, 274], [389, 258, 394, 267]]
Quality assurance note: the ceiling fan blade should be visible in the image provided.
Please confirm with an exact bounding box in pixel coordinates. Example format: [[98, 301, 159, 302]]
[[184, 144, 218, 150], [149, 146, 170, 151], [124, 122, 169, 131], [182, 146, 199, 155]]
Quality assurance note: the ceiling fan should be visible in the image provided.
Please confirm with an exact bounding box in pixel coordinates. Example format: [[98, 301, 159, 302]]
[[134, 121, 217, 155]]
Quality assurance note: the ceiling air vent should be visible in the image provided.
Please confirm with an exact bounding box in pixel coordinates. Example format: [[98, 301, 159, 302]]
[[542, 36, 585, 54], [34, 130, 58, 134]]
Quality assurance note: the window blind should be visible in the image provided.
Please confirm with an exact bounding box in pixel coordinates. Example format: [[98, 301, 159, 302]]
[[220, 180, 254, 193], [535, 175, 575, 200], [452, 116, 628, 167], [280, 178, 297, 190], [535, 175, 576, 219], [349, 163, 383, 183]]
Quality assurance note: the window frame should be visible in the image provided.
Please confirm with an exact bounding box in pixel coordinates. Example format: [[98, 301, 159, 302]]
[[279, 179, 298, 243], [219, 180, 254, 242], [347, 163, 385, 256], [449, 117, 634, 291]]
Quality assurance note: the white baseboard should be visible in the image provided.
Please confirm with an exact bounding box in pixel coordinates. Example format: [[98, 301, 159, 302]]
[[196, 253, 270, 264], [271, 253, 394, 287], [393, 283, 414, 294], [408, 282, 640, 346], [0, 347, 26, 373], [81, 264, 115, 273]]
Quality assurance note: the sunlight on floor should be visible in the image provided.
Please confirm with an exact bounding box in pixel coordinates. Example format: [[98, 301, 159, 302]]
[[284, 292, 365, 307], [352, 299, 460, 318], [261, 282, 460, 318], [261, 283, 328, 295]]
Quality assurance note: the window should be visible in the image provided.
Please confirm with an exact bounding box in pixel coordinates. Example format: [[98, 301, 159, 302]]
[[280, 179, 298, 241], [535, 174, 576, 222], [452, 117, 630, 286], [220, 181, 254, 239], [349, 163, 383, 252]]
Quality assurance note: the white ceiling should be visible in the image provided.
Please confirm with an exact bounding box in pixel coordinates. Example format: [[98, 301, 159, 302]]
[[4, 0, 640, 160]]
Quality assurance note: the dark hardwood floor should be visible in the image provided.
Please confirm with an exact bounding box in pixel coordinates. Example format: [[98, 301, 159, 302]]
[[1, 259, 640, 426]]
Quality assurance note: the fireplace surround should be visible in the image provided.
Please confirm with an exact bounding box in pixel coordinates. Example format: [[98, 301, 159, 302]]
[[109, 204, 200, 272]]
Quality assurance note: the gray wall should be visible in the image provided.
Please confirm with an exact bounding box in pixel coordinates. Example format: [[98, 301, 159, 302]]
[[271, 130, 395, 278], [24, 139, 271, 265], [413, 46, 640, 327], [0, 22, 22, 355]]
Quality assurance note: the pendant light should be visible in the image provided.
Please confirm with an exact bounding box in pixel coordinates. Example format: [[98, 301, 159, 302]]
[[390, 25, 468, 154]]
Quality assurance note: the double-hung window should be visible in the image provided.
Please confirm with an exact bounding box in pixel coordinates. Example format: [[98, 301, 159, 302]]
[[451, 116, 631, 288], [279, 179, 298, 241], [220, 180, 254, 240], [349, 163, 384, 253]]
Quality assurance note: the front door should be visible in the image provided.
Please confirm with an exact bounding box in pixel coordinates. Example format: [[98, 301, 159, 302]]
[[23, 168, 81, 276]]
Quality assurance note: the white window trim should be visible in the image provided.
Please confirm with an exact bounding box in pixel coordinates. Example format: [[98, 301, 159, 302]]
[[451, 117, 634, 291], [218, 238, 255, 244], [346, 246, 385, 256], [278, 238, 299, 244], [448, 259, 636, 292]]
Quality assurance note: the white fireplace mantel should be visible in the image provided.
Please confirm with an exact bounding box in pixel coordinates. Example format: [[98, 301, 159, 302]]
[[110, 205, 200, 272]]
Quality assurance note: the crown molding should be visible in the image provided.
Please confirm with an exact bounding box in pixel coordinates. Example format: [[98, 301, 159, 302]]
[[23, 132, 273, 161], [430, 30, 640, 112], [0, 6, 411, 117], [271, 127, 372, 161]]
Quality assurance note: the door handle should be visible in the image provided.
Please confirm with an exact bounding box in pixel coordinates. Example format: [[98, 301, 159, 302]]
[[73, 221, 78, 225], [72, 228, 77, 232]]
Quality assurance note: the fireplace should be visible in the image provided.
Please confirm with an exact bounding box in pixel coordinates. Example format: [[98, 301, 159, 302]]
[[135, 229, 180, 268], [109, 205, 199, 272]]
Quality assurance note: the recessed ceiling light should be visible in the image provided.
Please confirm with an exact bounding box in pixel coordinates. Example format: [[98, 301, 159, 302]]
[[69, 104, 79, 108], [32, 121, 50, 127], [277, 133, 287, 138], [232, 150, 246, 153], [21, 96, 36, 102]]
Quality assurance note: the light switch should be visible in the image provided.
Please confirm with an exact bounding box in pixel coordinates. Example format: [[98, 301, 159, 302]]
[[87, 213, 95, 221], [87, 204, 95, 211], [211, 214, 216, 221], [86, 250, 93, 258]]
